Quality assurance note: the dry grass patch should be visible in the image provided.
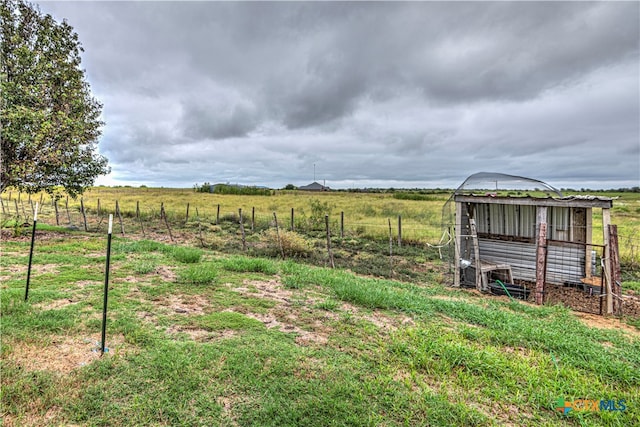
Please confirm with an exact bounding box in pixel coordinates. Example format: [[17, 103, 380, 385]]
[[2, 263, 60, 275], [145, 293, 211, 316], [5, 334, 126, 375], [33, 298, 78, 311]]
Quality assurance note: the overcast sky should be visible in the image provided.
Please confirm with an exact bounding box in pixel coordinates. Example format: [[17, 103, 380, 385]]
[[36, 1, 639, 189]]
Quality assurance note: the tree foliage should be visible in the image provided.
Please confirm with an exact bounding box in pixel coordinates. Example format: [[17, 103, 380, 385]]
[[1, 0, 109, 197]]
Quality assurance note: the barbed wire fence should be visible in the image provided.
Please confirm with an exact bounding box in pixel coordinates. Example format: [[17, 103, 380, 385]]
[[0, 194, 454, 279], [2, 193, 638, 291]]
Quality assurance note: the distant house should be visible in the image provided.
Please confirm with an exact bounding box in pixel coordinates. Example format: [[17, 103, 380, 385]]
[[299, 182, 330, 191]]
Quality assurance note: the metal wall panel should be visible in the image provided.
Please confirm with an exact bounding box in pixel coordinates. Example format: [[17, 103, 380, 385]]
[[477, 238, 585, 285]]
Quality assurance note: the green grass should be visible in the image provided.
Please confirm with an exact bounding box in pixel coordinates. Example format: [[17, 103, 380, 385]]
[[221, 255, 279, 275], [169, 245, 203, 263], [1, 231, 639, 426], [177, 263, 218, 285]]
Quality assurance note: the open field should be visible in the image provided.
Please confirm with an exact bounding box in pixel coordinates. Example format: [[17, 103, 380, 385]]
[[1, 230, 639, 426], [2, 186, 640, 257]]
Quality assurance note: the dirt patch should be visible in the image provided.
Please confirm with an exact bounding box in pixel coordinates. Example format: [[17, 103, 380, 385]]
[[235, 279, 293, 305], [1, 406, 69, 427], [75, 280, 101, 288], [620, 294, 640, 318], [34, 298, 78, 311], [5, 334, 126, 375], [0, 229, 81, 242], [544, 284, 640, 320], [573, 312, 640, 338], [165, 325, 235, 342], [2, 263, 60, 275], [230, 280, 334, 345], [154, 265, 177, 282], [149, 293, 210, 315], [338, 301, 415, 330], [544, 284, 603, 315]]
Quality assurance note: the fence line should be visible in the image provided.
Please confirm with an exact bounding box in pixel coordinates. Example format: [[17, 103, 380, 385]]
[[2, 197, 639, 264]]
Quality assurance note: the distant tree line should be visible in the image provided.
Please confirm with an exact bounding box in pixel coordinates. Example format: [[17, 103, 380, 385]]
[[194, 182, 272, 196]]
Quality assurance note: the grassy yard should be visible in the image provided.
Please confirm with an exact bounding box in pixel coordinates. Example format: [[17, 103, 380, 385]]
[[1, 230, 639, 426]]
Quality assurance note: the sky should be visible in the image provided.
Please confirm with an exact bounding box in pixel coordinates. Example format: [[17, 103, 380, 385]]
[[36, 1, 640, 190]]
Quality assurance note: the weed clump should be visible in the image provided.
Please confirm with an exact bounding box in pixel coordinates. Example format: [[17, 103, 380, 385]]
[[261, 229, 313, 258], [178, 263, 217, 285], [170, 246, 203, 263], [222, 256, 278, 275]]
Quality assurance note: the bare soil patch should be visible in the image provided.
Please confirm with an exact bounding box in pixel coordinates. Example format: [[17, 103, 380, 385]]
[[573, 311, 640, 338], [231, 279, 331, 345], [2, 263, 60, 275], [235, 279, 293, 304], [147, 293, 210, 316], [154, 265, 177, 282], [164, 325, 234, 342], [34, 298, 78, 311], [5, 334, 126, 375]]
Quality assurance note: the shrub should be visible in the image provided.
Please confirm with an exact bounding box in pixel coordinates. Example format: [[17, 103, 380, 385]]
[[262, 229, 313, 258]]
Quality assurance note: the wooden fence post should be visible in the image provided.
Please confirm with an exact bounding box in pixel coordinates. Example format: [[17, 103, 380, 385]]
[[161, 203, 174, 242], [196, 208, 204, 247], [0, 196, 5, 214], [115, 200, 124, 235], [291, 208, 294, 231], [65, 196, 71, 224], [251, 207, 255, 232], [326, 215, 335, 268], [273, 212, 285, 259], [138, 202, 146, 238], [340, 211, 344, 238], [80, 198, 88, 231], [609, 224, 622, 316], [216, 204, 220, 225], [239, 208, 247, 251], [388, 218, 394, 274], [54, 199, 60, 226], [603, 208, 613, 315], [398, 215, 402, 248], [535, 207, 548, 305], [185, 203, 190, 223]]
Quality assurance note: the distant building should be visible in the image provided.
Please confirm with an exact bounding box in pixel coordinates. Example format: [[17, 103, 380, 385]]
[[298, 181, 330, 191]]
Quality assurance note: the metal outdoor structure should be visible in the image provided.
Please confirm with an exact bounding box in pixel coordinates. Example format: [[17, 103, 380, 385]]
[[444, 172, 620, 315]]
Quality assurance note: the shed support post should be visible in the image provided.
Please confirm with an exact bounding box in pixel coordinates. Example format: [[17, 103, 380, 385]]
[[585, 208, 593, 278], [454, 202, 462, 287], [608, 224, 622, 316], [535, 206, 548, 305], [469, 218, 481, 291], [603, 208, 613, 315]]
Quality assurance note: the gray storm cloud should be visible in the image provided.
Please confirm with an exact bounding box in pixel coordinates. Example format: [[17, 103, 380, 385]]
[[36, 1, 639, 188]]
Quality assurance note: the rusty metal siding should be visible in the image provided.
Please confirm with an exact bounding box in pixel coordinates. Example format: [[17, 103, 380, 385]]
[[477, 238, 585, 284]]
